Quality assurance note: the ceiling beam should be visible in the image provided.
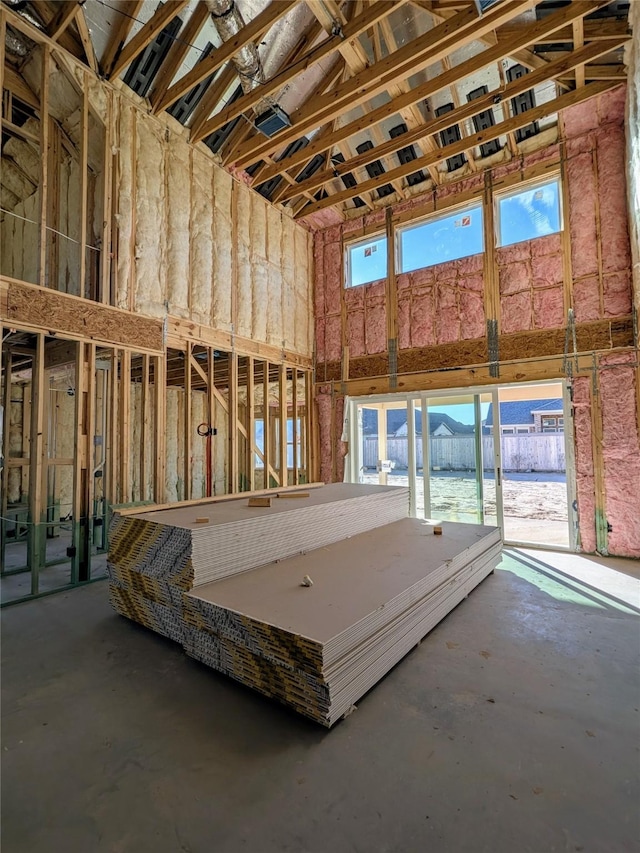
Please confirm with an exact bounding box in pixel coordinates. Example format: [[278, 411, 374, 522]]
[[248, 0, 616, 185], [278, 37, 627, 203], [230, 0, 536, 169], [559, 64, 626, 81], [109, 0, 190, 80], [504, 18, 630, 43], [192, 0, 400, 142], [100, 0, 144, 78], [75, 4, 98, 72], [154, 0, 298, 115], [47, 2, 79, 42], [294, 79, 617, 219], [149, 2, 210, 112]]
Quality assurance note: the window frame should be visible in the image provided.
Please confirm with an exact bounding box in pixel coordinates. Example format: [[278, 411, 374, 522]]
[[494, 173, 563, 249], [395, 200, 484, 275], [344, 232, 388, 288]]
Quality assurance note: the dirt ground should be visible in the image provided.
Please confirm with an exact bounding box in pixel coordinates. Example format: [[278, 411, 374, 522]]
[[361, 471, 570, 545]]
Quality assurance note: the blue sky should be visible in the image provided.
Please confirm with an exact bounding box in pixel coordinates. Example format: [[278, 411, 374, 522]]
[[400, 206, 484, 272], [499, 179, 560, 246]]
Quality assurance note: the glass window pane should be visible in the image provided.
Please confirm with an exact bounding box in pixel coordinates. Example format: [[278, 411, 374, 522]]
[[498, 178, 561, 247], [399, 205, 483, 273], [347, 236, 387, 287]]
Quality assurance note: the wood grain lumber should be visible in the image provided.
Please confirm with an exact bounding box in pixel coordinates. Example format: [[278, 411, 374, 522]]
[[108, 484, 501, 726]]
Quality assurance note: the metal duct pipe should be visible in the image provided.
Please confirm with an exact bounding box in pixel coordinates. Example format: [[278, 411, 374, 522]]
[[204, 0, 268, 108], [5, 24, 31, 57]]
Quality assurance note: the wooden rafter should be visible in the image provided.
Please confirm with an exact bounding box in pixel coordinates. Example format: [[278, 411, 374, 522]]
[[149, 2, 210, 111], [279, 38, 626, 204], [230, 0, 536, 168], [109, 0, 190, 80], [192, 0, 400, 143], [155, 0, 298, 115], [249, 0, 617, 187], [100, 0, 144, 78], [47, 1, 79, 42], [294, 79, 617, 219], [75, 3, 98, 72]]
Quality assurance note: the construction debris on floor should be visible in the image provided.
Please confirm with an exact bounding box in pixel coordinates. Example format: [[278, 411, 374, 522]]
[[107, 484, 501, 725]]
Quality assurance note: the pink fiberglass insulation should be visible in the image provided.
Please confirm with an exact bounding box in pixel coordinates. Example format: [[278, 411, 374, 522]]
[[501, 291, 532, 334], [603, 270, 632, 316], [567, 149, 599, 280], [315, 389, 333, 484], [499, 259, 531, 294], [410, 286, 435, 348], [596, 125, 631, 275], [571, 376, 596, 553], [573, 276, 601, 322], [533, 287, 564, 329], [324, 314, 342, 362], [460, 291, 485, 339], [435, 284, 460, 344], [598, 353, 640, 557], [323, 240, 342, 312], [315, 317, 325, 363], [346, 310, 366, 357], [365, 293, 387, 354]]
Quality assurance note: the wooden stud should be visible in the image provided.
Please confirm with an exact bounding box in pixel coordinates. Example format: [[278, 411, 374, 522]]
[[207, 347, 216, 498], [263, 361, 272, 488], [483, 171, 499, 330], [140, 353, 149, 501], [70, 341, 86, 585], [84, 342, 96, 579], [559, 142, 574, 317], [184, 343, 192, 501], [590, 356, 608, 553], [38, 46, 50, 288], [292, 368, 299, 484], [101, 89, 114, 305], [229, 351, 238, 494], [119, 349, 131, 504], [1, 340, 12, 564], [153, 353, 167, 504], [279, 364, 287, 488], [247, 356, 255, 492], [107, 348, 119, 504], [79, 70, 89, 300]]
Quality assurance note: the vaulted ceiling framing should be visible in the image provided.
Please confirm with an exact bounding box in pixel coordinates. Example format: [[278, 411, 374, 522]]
[[2, 0, 631, 222]]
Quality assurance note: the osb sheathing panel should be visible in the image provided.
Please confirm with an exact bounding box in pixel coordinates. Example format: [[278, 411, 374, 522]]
[[562, 87, 633, 322], [5, 281, 163, 350], [598, 352, 640, 557]]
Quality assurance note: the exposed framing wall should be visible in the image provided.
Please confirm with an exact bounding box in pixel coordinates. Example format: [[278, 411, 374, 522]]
[[313, 87, 639, 558]]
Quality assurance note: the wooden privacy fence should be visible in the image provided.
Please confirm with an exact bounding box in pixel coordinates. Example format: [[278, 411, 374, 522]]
[[363, 434, 566, 473]]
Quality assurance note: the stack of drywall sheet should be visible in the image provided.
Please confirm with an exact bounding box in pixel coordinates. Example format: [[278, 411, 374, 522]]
[[183, 519, 501, 726], [108, 483, 409, 589]]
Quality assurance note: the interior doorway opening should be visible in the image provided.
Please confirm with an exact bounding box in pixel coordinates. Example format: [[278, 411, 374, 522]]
[[346, 381, 575, 550]]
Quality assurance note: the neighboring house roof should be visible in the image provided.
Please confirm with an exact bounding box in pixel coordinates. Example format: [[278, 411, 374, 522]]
[[362, 409, 473, 436], [484, 399, 563, 427]]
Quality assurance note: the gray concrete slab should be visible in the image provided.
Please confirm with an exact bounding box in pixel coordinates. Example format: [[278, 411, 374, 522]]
[[2, 551, 639, 853]]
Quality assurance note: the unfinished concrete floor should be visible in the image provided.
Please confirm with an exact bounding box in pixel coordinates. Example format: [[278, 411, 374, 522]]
[[2, 550, 639, 853]]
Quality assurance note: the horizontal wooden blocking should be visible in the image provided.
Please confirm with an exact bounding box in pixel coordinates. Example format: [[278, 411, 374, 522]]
[[276, 492, 310, 499], [248, 497, 272, 508]]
